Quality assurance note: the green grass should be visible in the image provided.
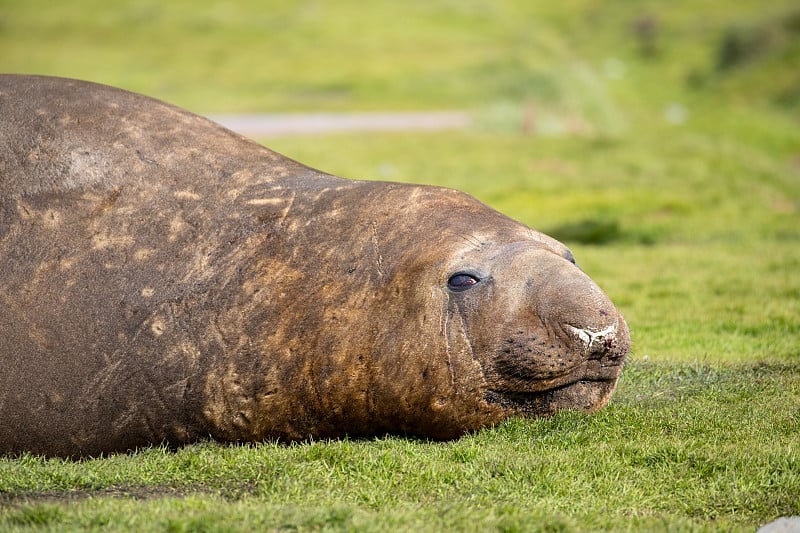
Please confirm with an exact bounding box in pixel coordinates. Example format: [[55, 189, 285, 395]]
[[1, 363, 798, 531], [1, 0, 799, 530]]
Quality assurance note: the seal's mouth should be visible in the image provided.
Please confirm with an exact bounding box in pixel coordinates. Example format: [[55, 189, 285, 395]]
[[485, 376, 619, 417]]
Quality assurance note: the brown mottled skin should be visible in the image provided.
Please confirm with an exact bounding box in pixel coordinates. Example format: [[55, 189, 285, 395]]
[[0, 75, 630, 458]]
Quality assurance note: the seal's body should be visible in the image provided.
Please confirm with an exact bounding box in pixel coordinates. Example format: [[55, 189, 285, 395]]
[[0, 75, 629, 457]]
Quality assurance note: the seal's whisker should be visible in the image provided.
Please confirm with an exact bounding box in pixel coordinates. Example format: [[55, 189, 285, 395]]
[[441, 229, 483, 251]]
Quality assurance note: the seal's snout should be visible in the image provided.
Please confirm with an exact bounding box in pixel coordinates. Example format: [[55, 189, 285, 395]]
[[533, 258, 623, 342], [510, 248, 630, 386]]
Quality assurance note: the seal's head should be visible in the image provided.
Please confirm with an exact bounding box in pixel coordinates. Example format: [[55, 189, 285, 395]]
[[340, 184, 630, 438], [196, 180, 630, 445], [442, 238, 629, 416]]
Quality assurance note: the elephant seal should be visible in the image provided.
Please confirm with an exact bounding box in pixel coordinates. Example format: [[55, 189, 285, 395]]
[[0, 75, 630, 458]]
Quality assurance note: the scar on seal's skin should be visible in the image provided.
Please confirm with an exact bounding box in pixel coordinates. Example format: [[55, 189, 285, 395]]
[[370, 221, 385, 278]]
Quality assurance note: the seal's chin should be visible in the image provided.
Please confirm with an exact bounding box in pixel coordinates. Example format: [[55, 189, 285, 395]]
[[485, 377, 619, 417]]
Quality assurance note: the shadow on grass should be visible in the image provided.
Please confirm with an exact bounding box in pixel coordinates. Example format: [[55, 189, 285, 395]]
[[545, 218, 658, 245]]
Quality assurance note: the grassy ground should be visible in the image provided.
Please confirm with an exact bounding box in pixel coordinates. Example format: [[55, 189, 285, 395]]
[[1, 363, 798, 531], [0, 362, 796, 530], [1, 0, 799, 531]]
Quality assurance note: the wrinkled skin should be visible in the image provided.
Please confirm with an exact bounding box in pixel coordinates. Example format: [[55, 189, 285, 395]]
[[0, 75, 630, 458]]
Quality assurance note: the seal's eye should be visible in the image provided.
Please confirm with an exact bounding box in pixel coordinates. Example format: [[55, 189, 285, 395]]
[[447, 273, 480, 292]]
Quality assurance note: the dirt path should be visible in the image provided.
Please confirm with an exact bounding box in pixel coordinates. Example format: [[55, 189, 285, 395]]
[[207, 111, 471, 137]]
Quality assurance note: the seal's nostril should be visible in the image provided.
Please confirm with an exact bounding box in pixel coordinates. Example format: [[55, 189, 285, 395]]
[[565, 322, 618, 356]]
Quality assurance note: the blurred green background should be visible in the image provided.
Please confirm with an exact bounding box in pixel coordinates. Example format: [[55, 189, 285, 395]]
[[3, 0, 799, 117]]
